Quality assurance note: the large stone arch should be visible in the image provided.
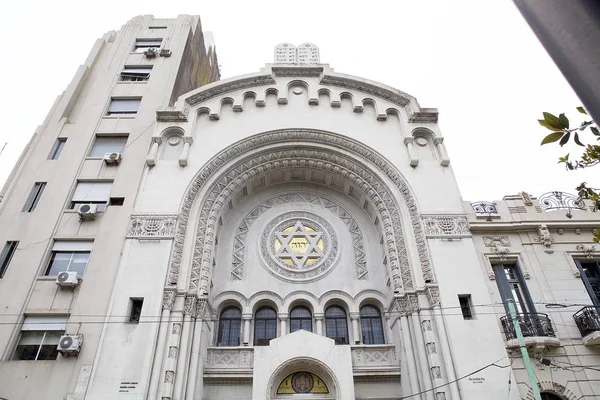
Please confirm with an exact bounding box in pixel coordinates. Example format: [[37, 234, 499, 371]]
[[169, 129, 433, 294]]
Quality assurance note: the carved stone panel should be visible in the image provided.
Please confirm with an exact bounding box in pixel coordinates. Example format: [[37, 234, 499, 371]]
[[128, 214, 178, 238], [205, 348, 254, 370], [422, 215, 470, 238], [351, 345, 398, 369]]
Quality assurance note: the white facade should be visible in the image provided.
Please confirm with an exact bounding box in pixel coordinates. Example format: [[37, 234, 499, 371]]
[[0, 16, 599, 400]]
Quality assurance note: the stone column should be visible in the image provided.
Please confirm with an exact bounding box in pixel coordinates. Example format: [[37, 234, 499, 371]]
[[148, 289, 175, 399], [173, 296, 196, 399], [350, 312, 360, 344], [433, 137, 450, 166], [185, 299, 206, 399], [242, 313, 252, 345], [404, 137, 419, 167], [146, 137, 162, 166], [411, 312, 435, 400], [421, 311, 448, 399], [159, 295, 185, 400], [178, 137, 193, 167], [314, 313, 324, 336], [433, 310, 460, 400], [400, 315, 422, 398], [279, 313, 289, 336]]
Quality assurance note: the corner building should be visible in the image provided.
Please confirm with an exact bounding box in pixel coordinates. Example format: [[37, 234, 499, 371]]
[[1, 15, 599, 400]]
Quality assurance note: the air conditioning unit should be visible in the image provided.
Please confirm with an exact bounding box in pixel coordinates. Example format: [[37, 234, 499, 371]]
[[56, 271, 80, 288], [57, 334, 83, 357], [159, 49, 172, 57], [103, 152, 122, 165], [77, 203, 98, 221], [144, 48, 157, 58]]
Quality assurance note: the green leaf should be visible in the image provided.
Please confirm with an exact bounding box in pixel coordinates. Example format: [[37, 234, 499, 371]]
[[559, 132, 571, 146], [574, 132, 585, 146], [559, 113, 570, 129], [592, 127, 600, 136], [577, 106, 587, 114], [541, 131, 564, 145], [538, 119, 556, 130], [543, 112, 562, 130]]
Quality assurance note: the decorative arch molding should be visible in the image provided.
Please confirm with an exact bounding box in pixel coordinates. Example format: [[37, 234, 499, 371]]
[[267, 356, 340, 400], [525, 380, 580, 400], [231, 191, 368, 281], [169, 129, 433, 296]]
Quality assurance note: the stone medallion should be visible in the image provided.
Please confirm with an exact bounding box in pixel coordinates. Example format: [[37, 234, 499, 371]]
[[260, 211, 338, 282]]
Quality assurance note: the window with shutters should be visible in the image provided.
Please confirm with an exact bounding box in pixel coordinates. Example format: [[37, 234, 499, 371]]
[[107, 98, 141, 115], [70, 181, 112, 210], [45, 241, 92, 276], [89, 136, 128, 157], [120, 65, 152, 82], [290, 306, 312, 333], [0, 241, 18, 278], [12, 316, 67, 360], [133, 38, 162, 53], [325, 306, 349, 345], [22, 182, 46, 212]]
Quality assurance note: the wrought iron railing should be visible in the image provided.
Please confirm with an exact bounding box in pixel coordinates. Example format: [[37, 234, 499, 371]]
[[500, 313, 556, 340], [538, 191, 586, 212], [573, 306, 600, 338], [471, 201, 498, 214]]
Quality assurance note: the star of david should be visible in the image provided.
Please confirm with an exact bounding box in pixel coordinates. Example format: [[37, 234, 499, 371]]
[[274, 221, 325, 269]]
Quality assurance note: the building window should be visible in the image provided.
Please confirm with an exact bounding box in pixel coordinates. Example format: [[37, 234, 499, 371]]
[[325, 306, 349, 345], [493, 263, 535, 314], [540, 393, 563, 400], [120, 66, 152, 82], [70, 181, 112, 211], [129, 298, 144, 323], [574, 259, 600, 305], [12, 316, 67, 360], [290, 306, 312, 333], [89, 136, 128, 157], [254, 306, 277, 346], [22, 182, 46, 212], [48, 138, 66, 160], [217, 307, 241, 346], [0, 241, 18, 278], [45, 241, 92, 276], [107, 98, 141, 115], [360, 305, 384, 344], [133, 39, 162, 53], [458, 295, 474, 319]]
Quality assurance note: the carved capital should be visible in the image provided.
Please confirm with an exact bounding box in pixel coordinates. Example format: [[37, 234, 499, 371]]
[[432, 137, 444, 145], [426, 286, 440, 307], [184, 295, 196, 315], [182, 136, 194, 145], [403, 137, 415, 145], [162, 288, 176, 310]]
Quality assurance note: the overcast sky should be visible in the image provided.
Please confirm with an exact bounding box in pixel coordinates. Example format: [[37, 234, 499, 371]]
[[0, 0, 594, 202]]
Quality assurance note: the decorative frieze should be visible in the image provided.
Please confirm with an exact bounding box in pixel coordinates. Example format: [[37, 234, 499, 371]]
[[127, 214, 178, 239], [422, 214, 470, 238], [351, 345, 397, 369]]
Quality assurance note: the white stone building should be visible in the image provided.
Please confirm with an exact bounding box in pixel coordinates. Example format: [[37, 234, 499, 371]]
[[0, 15, 599, 400]]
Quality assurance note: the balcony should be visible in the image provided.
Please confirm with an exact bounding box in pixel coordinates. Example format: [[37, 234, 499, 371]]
[[500, 313, 560, 350], [351, 344, 401, 378], [573, 306, 600, 346], [204, 347, 253, 382]]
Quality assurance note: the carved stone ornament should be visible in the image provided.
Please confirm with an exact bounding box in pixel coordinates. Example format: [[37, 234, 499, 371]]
[[426, 286, 440, 307], [533, 224, 554, 253], [184, 295, 196, 315], [232, 192, 367, 281], [128, 214, 178, 238], [576, 244, 597, 259], [483, 236, 511, 261], [422, 214, 470, 238], [168, 130, 433, 295], [259, 212, 338, 282], [520, 191, 534, 206], [162, 289, 176, 310]]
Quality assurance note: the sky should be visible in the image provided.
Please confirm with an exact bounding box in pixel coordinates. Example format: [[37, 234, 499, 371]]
[[0, 0, 595, 202]]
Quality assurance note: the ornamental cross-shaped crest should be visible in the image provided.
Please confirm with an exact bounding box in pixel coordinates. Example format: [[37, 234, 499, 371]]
[[274, 221, 325, 269]]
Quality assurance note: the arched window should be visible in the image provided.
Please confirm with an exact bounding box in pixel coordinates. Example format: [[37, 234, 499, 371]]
[[290, 306, 312, 333], [541, 393, 563, 400], [360, 305, 385, 344], [325, 306, 349, 345], [217, 307, 241, 346], [254, 306, 277, 346]]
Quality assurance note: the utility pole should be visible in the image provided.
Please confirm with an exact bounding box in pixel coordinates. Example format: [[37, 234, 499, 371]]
[[507, 299, 541, 400]]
